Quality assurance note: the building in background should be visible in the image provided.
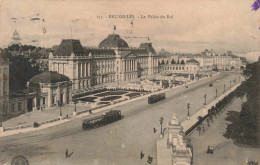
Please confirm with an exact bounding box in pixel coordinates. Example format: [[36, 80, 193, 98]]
[[9, 30, 22, 46], [158, 49, 244, 73]]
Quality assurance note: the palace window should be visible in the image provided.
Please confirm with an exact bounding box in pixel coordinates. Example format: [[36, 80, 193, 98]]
[[18, 102, 22, 111], [43, 97, 46, 105], [3, 81, 6, 95], [11, 104, 15, 113], [52, 96, 55, 104]]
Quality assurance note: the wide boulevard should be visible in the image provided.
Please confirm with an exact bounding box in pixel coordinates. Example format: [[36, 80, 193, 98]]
[[0, 72, 240, 165]]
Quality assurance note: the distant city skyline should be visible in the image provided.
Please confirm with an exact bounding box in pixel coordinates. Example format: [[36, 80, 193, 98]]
[[0, 0, 259, 58]]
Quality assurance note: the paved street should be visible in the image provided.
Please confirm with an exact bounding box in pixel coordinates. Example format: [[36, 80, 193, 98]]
[[0, 72, 241, 165]]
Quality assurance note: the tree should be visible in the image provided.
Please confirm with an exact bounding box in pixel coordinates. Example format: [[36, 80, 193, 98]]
[[197, 116, 203, 125], [177, 59, 180, 64], [161, 60, 165, 65], [209, 115, 213, 123], [8, 55, 41, 91], [180, 59, 185, 64], [197, 125, 202, 136], [171, 59, 176, 64], [206, 118, 210, 127]]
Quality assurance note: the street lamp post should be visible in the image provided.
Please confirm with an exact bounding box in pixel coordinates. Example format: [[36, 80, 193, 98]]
[[204, 94, 207, 106], [230, 80, 232, 88], [187, 103, 190, 119], [224, 84, 225, 93], [73, 99, 78, 116], [159, 117, 164, 135], [0, 109, 2, 131], [215, 88, 218, 99], [58, 101, 62, 119]]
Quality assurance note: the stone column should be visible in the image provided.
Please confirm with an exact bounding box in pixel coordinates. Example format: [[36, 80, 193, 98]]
[[127, 60, 129, 71], [33, 97, 37, 111], [86, 62, 88, 77], [75, 63, 79, 79], [57, 85, 61, 105], [82, 63, 85, 78], [88, 62, 91, 77], [48, 88, 53, 108], [78, 63, 81, 78], [69, 88, 72, 103], [63, 87, 67, 104], [129, 60, 131, 71]]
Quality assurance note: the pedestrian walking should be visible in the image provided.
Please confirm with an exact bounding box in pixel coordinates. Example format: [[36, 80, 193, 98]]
[[153, 128, 157, 133], [140, 151, 144, 159], [65, 149, 68, 158], [147, 155, 153, 164]]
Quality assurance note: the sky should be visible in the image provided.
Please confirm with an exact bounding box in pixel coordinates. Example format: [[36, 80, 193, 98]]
[[0, 0, 259, 60]]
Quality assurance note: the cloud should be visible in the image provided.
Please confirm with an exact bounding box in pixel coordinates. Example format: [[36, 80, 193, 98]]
[[0, 0, 259, 54]]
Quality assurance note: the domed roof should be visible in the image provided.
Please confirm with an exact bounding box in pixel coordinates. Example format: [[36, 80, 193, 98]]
[[29, 71, 70, 84], [98, 34, 129, 48], [186, 59, 199, 64]]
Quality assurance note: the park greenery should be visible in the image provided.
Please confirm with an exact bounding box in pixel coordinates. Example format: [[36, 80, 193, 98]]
[[0, 44, 52, 91], [223, 62, 259, 147], [189, 62, 259, 148]]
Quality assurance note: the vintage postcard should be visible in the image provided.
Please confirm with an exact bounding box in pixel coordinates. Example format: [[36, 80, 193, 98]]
[[0, 0, 259, 164]]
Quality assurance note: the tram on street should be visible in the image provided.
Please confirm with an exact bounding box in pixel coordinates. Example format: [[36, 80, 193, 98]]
[[82, 110, 122, 130], [148, 93, 166, 104]]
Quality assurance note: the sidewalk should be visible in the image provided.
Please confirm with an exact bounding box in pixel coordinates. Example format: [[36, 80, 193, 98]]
[[2, 104, 92, 128], [157, 137, 172, 165], [181, 82, 242, 133]]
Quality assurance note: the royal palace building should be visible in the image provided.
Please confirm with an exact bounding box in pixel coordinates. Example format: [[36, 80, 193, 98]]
[[49, 34, 160, 91]]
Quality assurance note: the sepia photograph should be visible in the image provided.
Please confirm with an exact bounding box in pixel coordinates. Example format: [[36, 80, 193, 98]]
[[0, 0, 260, 164]]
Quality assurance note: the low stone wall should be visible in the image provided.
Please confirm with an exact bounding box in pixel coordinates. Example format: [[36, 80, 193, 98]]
[[4, 117, 60, 131]]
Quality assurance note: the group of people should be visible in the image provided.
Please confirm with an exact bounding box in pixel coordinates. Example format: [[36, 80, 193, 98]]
[[207, 146, 214, 154], [140, 151, 153, 164]]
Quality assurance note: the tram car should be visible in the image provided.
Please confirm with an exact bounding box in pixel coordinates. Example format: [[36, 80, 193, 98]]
[[148, 93, 166, 104], [82, 110, 122, 130]]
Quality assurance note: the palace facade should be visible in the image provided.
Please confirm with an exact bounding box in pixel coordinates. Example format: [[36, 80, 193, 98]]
[[49, 34, 160, 91]]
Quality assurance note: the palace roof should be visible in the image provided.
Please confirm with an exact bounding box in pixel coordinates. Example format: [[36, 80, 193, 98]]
[[29, 71, 70, 84], [98, 34, 129, 48], [54, 39, 85, 56], [139, 43, 156, 54]]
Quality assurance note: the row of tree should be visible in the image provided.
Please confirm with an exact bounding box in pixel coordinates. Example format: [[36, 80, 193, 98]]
[[0, 51, 42, 91], [158, 59, 185, 65], [223, 62, 259, 147], [195, 83, 243, 136]]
